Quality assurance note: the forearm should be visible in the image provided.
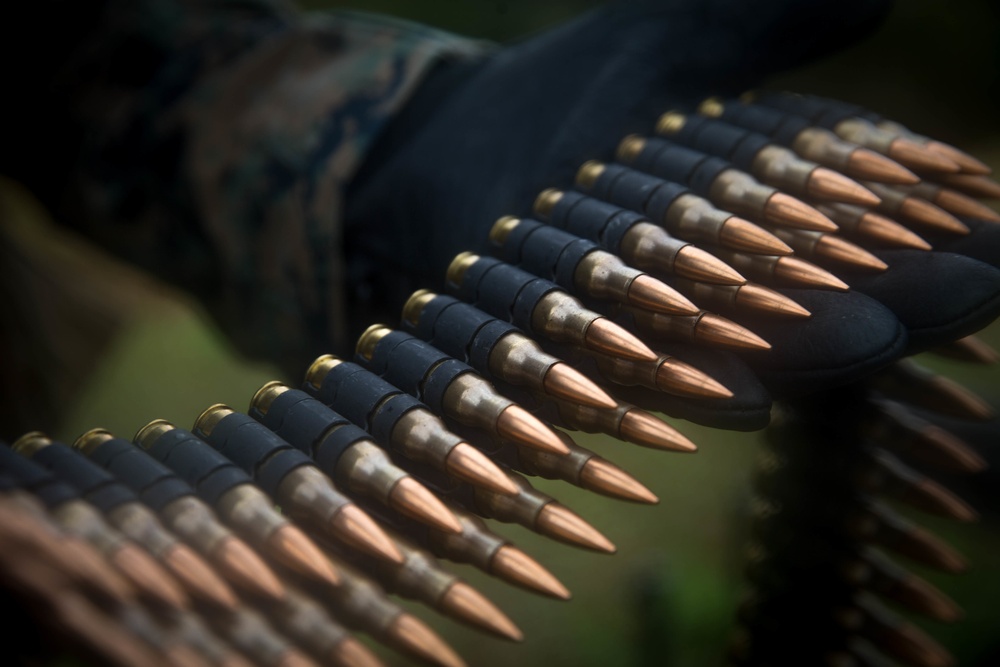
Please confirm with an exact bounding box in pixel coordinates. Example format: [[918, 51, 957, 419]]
[[9, 1, 488, 370]]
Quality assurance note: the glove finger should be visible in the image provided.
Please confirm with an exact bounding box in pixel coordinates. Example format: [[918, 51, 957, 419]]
[[841, 250, 1000, 353]]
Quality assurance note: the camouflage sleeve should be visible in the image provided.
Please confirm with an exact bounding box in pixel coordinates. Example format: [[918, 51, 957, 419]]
[[54, 0, 490, 372]]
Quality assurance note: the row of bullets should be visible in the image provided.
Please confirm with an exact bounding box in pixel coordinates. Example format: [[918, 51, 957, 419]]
[[2, 90, 999, 667], [729, 353, 997, 667]]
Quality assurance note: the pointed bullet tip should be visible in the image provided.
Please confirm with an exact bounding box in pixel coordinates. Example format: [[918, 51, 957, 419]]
[[585, 317, 658, 363], [936, 172, 1000, 200], [330, 639, 385, 667], [720, 217, 794, 255], [388, 613, 467, 667], [934, 188, 1000, 222], [775, 256, 849, 291], [858, 211, 932, 250], [490, 545, 571, 600], [916, 479, 979, 523], [765, 193, 839, 232], [736, 283, 812, 319], [331, 504, 404, 565], [817, 235, 888, 272], [113, 544, 189, 610], [278, 650, 321, 667], [656, 358, 734, 399], [900, 574, 965, 624], [536, 503, 616, 553], [580, 458, 659, 504], [901, 197, 969, 235], [440, 581, 523, 641], [808, 167, 881, 207], [890, 138, 962, 173], [543, 363, 618, 410], [925, 140, 991, 175], [627, 274, 700, 315], [390, 476, 464, 534], [447, 443, 520, 495], [166, 543, 238, 611], [847, 147, 920, 184], [497, 405, 569, 455], [214, 536, 286, 601], [268, 524, 341, 587], [698, 313, 771, 351], [676, 246, 746, 285], [620, 409, 698, 452]]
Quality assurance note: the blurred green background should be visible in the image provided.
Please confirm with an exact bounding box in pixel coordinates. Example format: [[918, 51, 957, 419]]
[[3, 1, 1000, 666]]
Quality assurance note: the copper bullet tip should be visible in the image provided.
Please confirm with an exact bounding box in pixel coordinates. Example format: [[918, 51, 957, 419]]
[[496, 404, 569, 455], [490, 545, 571, 600], [936, 335, 1000, 365], [930, 375, 996, 421], [584, 317, 658, 362], [913, 478, 979, 523], [330, 504, 404, 564], [857, 211, 931, 250], [221, 654, 257, 667], [542, 362, 617, 409], [735, 283, 812, 319], [112, 543, 189, 610], [888, 137, 961, 173], [920, 425, 987, 474], [214, 535, 286, 601], [389, 476, 464, 534], [807, 167, 881, 207], [774, 256, 850, 291], [278, 649, 321, 667], [764, 192, 839, 232], [696, 313, 771, 351], [63, 539, 136, 604], [166, 543, 239, 611], [935, 172, 1000, 200], [445, 442, 520, 495], [934, 187, 1000, 222], [627, 274, 700, 315], [925, 140, 991, 175], [816, 234, 888, 272], [846, 147, 920, 184], [675, 245, 746, 285], [620, 409, 698, 452], [536, 503, 616, 553], [330, 638, 386, 667], [887, 621, 957, 667], [580, 457, 658, 504], [656, 357, 734, 399], [440, 581, 523, 642], [719, 217, 794, 255], [267, 524, 341, 587], [388, 613, 467, 667], [168, 645, 213, 667], [897, 574, 965, 623], [899, 197, 969, 235], [905, 525, 969, 574]]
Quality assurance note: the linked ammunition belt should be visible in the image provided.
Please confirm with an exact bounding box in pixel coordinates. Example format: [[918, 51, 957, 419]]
[[2, 92, 998, 667]]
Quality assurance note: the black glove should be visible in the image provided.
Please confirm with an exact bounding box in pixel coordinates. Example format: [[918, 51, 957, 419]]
[[344, 0, 1000, 430]]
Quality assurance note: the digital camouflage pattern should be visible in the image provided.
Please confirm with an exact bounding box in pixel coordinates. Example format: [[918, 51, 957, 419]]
[[57, 0, 489, 373]]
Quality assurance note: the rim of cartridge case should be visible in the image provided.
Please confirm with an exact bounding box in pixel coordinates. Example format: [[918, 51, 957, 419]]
[[305, 355, 341, 389], [402, 290, 437, 328], [135, 419, 176, 448], [251, 381, 290, 416], [357, 324, 393, 362], [194, 404, 234, 438], [446, 252, 479, 288]]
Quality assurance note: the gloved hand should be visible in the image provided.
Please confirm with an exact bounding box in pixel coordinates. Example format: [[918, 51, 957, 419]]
[[344, 0, 1000, 429]]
